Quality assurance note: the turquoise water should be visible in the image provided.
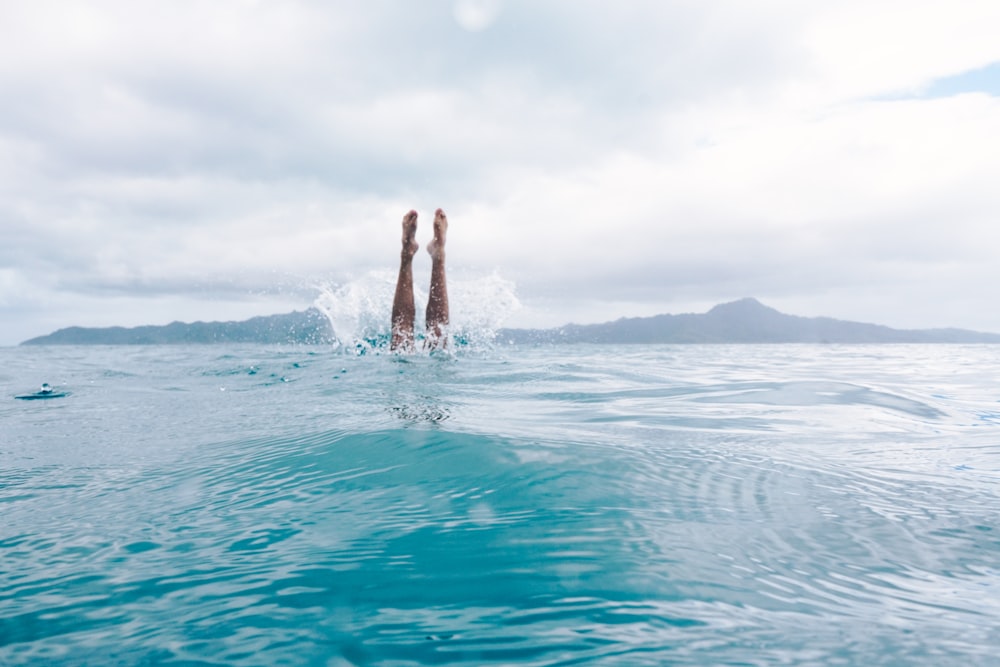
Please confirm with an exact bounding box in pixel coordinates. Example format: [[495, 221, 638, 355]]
[[2, 344, 999, 665]]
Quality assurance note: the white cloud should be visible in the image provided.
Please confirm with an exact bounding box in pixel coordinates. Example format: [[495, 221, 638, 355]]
[[2, 0, 1000, 344], [453, 0, 503, 32], [799, 0, 1000, 101]]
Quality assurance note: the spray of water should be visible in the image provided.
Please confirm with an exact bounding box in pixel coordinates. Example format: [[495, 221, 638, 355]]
[[313, 270, 521, 354]]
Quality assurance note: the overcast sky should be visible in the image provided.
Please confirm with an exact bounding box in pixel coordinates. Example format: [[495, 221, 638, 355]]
[[2, 0, 1000, 345]]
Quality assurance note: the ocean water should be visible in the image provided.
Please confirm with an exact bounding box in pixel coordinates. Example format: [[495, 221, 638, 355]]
[[3, 342, 1000, 666]]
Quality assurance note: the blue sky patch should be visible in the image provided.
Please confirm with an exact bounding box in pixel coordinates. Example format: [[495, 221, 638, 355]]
[[924, 61, 1000, 97]]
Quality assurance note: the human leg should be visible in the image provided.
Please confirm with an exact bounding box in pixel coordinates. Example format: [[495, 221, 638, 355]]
[[424, 208, 449, 349], [390, 210, 419, 351]]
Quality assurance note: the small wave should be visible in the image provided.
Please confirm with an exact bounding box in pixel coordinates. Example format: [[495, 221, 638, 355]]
[[313, 271, 520, 354], [688, 380, 946, 420]]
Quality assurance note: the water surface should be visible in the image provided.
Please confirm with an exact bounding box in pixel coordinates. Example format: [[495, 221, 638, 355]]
[[2, 344, 999, 665]]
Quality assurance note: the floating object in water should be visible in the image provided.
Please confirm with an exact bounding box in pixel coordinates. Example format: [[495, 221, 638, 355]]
[[15, 383, 70, 400]]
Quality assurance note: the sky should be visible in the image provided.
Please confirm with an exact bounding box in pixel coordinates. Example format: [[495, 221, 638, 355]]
[[2, 0, 1000, 345]]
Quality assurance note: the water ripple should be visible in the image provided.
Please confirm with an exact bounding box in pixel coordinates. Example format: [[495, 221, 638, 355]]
[[3, 344, 1000, 664]]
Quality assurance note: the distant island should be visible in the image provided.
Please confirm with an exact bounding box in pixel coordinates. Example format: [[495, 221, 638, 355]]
[[20, 310, 335, 346], [19, 298, 1000, 345], [496, 298, 1000, 344]]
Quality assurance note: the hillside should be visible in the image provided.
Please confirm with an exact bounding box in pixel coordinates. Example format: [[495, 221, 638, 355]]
[[497, 298, 1000, 344], [20, 298, 1000, 345]]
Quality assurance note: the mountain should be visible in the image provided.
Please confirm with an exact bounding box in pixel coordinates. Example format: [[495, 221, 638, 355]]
[[19, 298, 1000, 345], [496, 298, 1000, 344], [20, 309, 334, 345]]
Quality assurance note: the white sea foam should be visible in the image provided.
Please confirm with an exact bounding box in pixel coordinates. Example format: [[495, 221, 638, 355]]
[[313, 270, 521, 352]]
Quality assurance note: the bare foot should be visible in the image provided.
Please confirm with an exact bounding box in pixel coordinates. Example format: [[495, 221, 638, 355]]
[[401, 210, 419, 259], [427, 208, 448, 261]]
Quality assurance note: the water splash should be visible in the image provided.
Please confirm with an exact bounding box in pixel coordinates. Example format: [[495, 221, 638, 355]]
[[313, 270, 520, 353]]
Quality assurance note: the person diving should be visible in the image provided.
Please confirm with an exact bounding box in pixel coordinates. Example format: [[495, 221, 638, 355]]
[[390, 208, 450, 352]]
